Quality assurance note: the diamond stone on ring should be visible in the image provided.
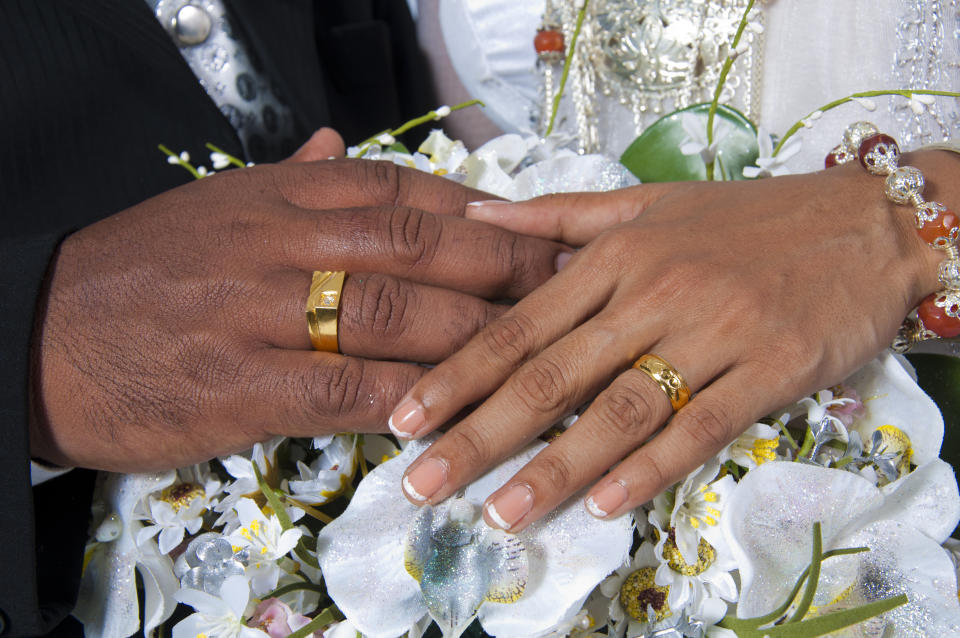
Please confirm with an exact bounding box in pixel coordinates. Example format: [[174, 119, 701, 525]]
[[632, 354, 691, 412], [306, 270, 346, 353]]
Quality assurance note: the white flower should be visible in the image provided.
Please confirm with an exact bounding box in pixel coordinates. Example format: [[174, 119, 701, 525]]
[[851, 96, 877, 111], [210, 151, 232, 169], [908, 92, 936, 115], [839, 352, 943, 466], [679, 113, 731, 165], [800, 110, 823, 128], [74, 472, 181, 637], [317, 437, 633, 638], [361, 433, 401, 466], [461, 134, 529, 197], [173, 575, 268, 638], [215, 438, 285, 528], [377, 133, 396, 146], [288, 434, 359, 505], [226, 499, 303, 595], [742, 127, 801, 178], [649, 460, 735, 566], [179, 150, 190, 162], [417, 129, 469, 176], [137, 464, 222, 554], [723, 460, 960, 634], [719, 420, 782, 469], [795, 390, 853, 445], [434, 105, 452, 118]]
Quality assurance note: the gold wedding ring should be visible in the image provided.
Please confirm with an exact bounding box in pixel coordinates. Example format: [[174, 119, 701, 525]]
[[632, 354, 690, 412], [306, 270, 346, 353]]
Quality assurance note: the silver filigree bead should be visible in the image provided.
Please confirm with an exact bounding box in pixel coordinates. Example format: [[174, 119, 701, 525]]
[[884, 166, 925, 204], [860, 137, 900, 175], [935, 290, 960, 318], [938, 259, 960, 290], [916, 201, 946, 226], [841, 121, 879, 156]]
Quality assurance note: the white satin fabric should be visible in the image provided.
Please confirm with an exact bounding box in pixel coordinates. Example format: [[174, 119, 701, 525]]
[[437, 0, 960, 173]]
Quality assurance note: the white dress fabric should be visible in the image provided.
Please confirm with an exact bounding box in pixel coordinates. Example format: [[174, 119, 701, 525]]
[[439, 0, 960, 173]]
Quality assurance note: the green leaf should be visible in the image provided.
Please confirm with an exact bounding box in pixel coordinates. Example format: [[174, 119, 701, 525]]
[[619, 103, 758, 183], [387, 142, 411, 154]]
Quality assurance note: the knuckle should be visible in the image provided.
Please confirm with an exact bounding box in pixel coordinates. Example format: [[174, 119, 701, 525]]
[[594, 381, 657, 439], [303, 357, 367, 420], [511, 357, 571, 415], [480, 312, 539, 365], [363, 160, 402, 205], [679, 401, 735, 451], [383, 206, 442, 267], [444, 425, 495, 469], [491, 231, 532, 289], [532, 453, 578, 492], [351, 274, 411, 341], [633, 450, 673, 492]]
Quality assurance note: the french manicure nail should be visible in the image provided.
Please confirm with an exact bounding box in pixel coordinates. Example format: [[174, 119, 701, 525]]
[[485, 483, 534, 530], [585, 480, 627, 518], [389, 398, 425, 439], [402, 458, 448, 502], [555, 251, 574, 272]]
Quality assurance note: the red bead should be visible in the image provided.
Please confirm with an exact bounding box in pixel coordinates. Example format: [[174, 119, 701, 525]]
[[858, 133, 900, 174], [917, 206, 959, 246], [919, 293, 960, 338], [534, 29, 564, 54], [825, 145, 850, 168]]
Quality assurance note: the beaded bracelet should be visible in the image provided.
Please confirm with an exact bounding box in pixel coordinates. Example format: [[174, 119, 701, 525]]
[[826, 122, 960, 352]]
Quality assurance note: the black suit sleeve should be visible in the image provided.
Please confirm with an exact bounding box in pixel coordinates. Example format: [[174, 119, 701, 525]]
[[0, 0, 434, 634]]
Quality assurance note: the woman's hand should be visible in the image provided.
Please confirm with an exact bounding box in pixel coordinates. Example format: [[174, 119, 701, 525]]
[[388, 150, 958, 531]]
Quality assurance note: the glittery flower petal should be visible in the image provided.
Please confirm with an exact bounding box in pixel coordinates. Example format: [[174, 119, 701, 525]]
[[842, 352, 943, 464]]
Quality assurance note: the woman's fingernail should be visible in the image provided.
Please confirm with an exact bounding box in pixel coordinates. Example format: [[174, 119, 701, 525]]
[[389, 399, 425, 439], [402, 458, 448, 502], [555, 251, 574, 272], [585, 481, 627, 518], [485, 483, 534, 530]]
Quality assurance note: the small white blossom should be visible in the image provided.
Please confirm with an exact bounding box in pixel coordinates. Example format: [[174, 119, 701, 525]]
[[167, 155, 180, 165], [288, 434, 359, 504], [434, 105, 451, 118], [851, 96, 878, 111], [173, 575, 267, 638], [179, 151, 190, 162], [226, 499, 303, 595], [210, 151, 232, 169], [800, 110, 823, 128], [377, 133, 396, 146], [909, 93, 936, 114], [679, 113, 731, 166], [743, 127, 801, 178]]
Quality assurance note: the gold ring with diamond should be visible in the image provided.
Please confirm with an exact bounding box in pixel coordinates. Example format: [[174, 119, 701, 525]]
[[632, 354, 690, 412], [306, 270, 346, 353]]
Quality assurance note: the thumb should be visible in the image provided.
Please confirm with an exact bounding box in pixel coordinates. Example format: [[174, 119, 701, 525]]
[[285, 127, 346, 163], [463, 184, 675, 246]]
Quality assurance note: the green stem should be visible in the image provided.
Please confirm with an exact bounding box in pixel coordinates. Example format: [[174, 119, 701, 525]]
[[254, 464, 321, 570], [285, 605, 344, 638], [205, 142, 247, 168], [545, 0, 589, 137], [788, 522, 823, 623], [797, 427, 816, 459], [773, 89, 960, 156], [705, 0, 755, 181], [354, 99, 484, 157], [265, 581, 327, 600], [158, 144, 202, 179]]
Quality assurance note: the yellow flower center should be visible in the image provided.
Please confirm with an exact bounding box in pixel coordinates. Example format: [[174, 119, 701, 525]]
[[160, 482, 205, 512], [875, 425, 913, 467], [619, 567, 671, 623], [660, 529, 716, 577], [747, 437, 779, 465]]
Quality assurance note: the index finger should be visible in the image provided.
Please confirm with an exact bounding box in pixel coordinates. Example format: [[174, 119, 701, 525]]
[[271, 159, 495, 218]]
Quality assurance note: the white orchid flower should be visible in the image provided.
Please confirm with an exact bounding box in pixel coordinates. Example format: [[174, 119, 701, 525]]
[[742, 127, 801, 178], [507, 155, 638, 202], [173, 574, 267, 638], [226, 498, 303, 595], [723, 460, 960, 634], [908, 92, 936, 115], [137, 496, 206, 555], [74, 472, 181, 638], [288, 434, 359, 505], [679, 113, 731, 165], [839, 352, 943, 466], [461, 134, 529, 197], [418, 129, 469, 176], [317, 437, 633, 638]]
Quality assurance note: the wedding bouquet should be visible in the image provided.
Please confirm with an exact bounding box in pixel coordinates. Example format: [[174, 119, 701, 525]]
[[75, 2, 960, 636]]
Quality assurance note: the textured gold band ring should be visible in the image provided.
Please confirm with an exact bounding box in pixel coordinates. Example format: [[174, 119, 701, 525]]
[[632, 354, 690, 412], [306, 270, 346, 353]]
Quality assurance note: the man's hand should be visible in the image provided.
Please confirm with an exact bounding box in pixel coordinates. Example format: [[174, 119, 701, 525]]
[[31, 158, 568, 472]]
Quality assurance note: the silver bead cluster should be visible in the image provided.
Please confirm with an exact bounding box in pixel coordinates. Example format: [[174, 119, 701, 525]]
[[837, 121, 959, 351]]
